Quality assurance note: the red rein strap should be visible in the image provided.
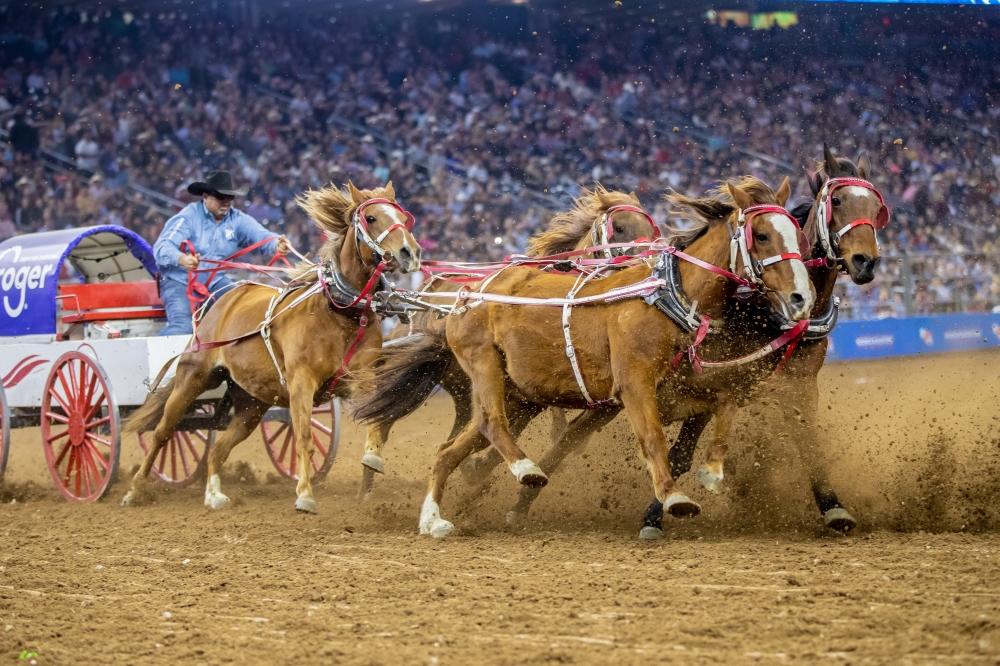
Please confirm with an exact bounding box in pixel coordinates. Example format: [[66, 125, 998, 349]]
[[601, 204, 662, 241], [181, 235, 285, 315], [673, 317, 809, 375], [822, 177, 890, 231]]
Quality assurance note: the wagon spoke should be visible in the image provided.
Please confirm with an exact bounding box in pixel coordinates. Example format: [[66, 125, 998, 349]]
[[66, 362, 81, 408], [48, 382, 72, 415], [276, 430, 293, 466], [84, 431, 111, 447], [62, 447, 76, 487], [184, 433, 204, 461], [311, 419, 332, 437], [82, 371, 98, 413], [157, 439, 169, 471], [80, 447, 96, 497], [311, 431, 328, 468], [45, 410, 70, 424], [83, 439, 110, 471], [53, 439, 72, 467], [266, 423, 289, 446], [85, 414, 111, 430], [84, 391, 106, 422]]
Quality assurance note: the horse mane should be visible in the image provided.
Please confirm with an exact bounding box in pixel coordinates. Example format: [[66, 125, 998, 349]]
[[664, 176, 779, 250], [289, 182, 396, 283], [526, 184, 637, 257]]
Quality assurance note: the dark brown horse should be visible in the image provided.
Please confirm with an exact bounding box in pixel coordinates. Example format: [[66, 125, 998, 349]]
[[505, 147, 885, 537], [353, 177, 815, 537], [122, 182, 421, 514], [356, 186, 660, 497]]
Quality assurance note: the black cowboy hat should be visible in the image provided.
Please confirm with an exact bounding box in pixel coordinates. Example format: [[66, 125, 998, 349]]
[[187, 171, 249, 197]]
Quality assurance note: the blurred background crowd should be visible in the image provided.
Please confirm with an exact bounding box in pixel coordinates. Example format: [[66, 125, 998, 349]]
[[1, 3, 998, 319]]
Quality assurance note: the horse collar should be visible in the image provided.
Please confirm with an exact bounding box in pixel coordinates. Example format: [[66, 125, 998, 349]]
[[644, 252, 704, 334], [319, 261, 365, 309]]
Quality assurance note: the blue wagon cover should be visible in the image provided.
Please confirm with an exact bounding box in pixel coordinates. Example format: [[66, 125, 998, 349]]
[[0, 226, 157, 337]]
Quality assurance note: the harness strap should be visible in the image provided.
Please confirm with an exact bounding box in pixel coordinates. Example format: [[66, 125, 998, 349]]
[[561, 265, 617, 408], [681, 319, 810, 373]]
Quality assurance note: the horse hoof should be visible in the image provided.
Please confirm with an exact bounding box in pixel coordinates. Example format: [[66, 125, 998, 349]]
[[419, 518, 453, 539], [639, 526, 664, 540], [204, 493, 231, 510], [823, 507, 856, 532], [664, 493, 701, 518], [295, 496, 318, 514], [361, 454, 385, 474], [120, 492, 134, 507], [505, 510, 528, 527], [696, 467, 723, 494], [510, 459, 548, 487]]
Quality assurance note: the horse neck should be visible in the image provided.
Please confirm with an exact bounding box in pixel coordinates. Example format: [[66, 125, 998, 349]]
[[804, 201, 839, 310], [676, 222, 732, 319], [338, 226, 378, 291]]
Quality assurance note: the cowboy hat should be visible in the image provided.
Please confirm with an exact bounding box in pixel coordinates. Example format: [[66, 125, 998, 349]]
[[187, 171, 249, 197]]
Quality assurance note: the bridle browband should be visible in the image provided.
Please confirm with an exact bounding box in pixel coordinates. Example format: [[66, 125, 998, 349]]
[[815, 177, 889, 263], [591, 204, 662, 259], [729, 204, 808, 297]]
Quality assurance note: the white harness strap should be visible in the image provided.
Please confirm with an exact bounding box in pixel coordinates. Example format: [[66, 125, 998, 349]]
[[261, 279, 324, 388], [562, 266, 613, 407], [449, 265, 511, 317]]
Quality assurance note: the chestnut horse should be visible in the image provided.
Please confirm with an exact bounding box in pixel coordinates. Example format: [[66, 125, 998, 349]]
[[356, 186, 660, 497], [504, 147, 885, 536], [123, 182, 421, 514], [353, 177, 816, 537]]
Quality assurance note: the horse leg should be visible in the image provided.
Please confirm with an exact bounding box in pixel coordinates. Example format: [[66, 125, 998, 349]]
[[203, 386, 270, 509], [421, 420, 491, 538], [289, 373, 321, 514], [696, 400, 736, 494], [358, 422, 392, 500], [777, 375, 856, 532], [507, 407, 619, 526], [619, 376, 700, 519], [639, 412, 712, 540], [549, 408, 569, 445], [122, 362, 216, 505]]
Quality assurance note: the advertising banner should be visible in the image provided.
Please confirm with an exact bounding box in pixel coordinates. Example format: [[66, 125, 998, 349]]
[[826, 312, 1000, 362]]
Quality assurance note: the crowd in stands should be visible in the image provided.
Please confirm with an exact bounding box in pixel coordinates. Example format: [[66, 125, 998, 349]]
[[1, 6, 999, 318]]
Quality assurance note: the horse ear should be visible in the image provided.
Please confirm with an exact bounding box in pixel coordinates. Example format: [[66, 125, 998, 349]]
[[857, 152, 871, 180], [804, 167, 821, 196], [347, 181, 366, 205], [384, 180, 396, 200], [629, 190, 640, 204], [596, 187, 615, 209], [775, 176, 791, 208], [726, 181, 754, 211], [823, 143, 840, 176]]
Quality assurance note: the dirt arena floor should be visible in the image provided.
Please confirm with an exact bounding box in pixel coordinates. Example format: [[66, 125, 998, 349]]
[[2, 349, 1000, 664]]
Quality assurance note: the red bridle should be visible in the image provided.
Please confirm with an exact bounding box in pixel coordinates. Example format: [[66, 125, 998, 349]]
[[352, 198, 416, 256], [593, 204, 662, 258], [734, 204, 808, 283], [815, 177, 889, 262]]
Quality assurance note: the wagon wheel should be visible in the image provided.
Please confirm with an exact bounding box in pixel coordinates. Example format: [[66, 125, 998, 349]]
[[137, 419, 214, 486], [41, 351, 121, 502], [261, 399, 340, 481], [0, 383, 10, 479]]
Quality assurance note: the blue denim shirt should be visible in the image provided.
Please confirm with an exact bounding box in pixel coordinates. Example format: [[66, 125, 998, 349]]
[[154, 201, 278, 285]]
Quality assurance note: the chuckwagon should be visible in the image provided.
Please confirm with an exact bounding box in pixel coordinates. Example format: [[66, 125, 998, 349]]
[[0, 226, 339, 500]]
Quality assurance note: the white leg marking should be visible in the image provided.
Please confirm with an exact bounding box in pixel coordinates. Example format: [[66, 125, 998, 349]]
[[419, 493, 454, 538], [696, 466, 724, 494], [639, 526, 664, 540], [509, 458, 547, 484], [204, 474, 231, 510]]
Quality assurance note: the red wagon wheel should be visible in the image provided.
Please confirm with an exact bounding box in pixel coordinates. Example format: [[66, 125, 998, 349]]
[[41, 351, 121, 502], [261, 399, 340, 481], [0, 383, 10, 479], [137, 427, 213, 486]]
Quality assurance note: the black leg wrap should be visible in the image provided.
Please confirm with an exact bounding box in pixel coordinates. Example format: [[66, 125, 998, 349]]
[[814, 488, 842, 515], [643, 498, 664, 530]]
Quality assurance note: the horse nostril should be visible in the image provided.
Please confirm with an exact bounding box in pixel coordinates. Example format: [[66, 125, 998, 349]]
[[790, 292, 806, 308], [399, 247, 412, 262], [851, 254, 871, 273], [868, 256, 882, 274]]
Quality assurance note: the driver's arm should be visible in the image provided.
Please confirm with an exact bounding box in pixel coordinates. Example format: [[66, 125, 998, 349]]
[[154, 213, 194, 269], [234, 210, 284, 256]]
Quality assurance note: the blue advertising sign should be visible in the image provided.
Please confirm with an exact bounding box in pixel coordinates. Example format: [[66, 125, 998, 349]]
[[826, 312, 1000, 362], [0, 226, 156, 337]]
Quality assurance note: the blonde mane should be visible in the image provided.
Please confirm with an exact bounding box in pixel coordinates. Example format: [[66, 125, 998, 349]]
[[289, 182, 397, 283], [664, 176, 779, 249], [526, 185, 639, 257]]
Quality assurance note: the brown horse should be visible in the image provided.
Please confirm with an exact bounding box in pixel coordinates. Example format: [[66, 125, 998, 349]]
[[356, 185, 660, 497], [122, 182, 421, 514], [353, 177, 815, 537], [505, 147, 885, 536]]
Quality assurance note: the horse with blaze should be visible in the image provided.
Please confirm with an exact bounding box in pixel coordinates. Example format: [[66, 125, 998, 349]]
[[353, 176, 815, 537], [123, 182, 421, 514]]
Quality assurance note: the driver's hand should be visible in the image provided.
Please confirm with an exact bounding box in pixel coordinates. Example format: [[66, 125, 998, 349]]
[[275, 236, 290, 255], [178, 253, 200, 270]]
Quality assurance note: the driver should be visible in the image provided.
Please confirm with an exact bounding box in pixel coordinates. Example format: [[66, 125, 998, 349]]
[[153, 171, 289, 336]]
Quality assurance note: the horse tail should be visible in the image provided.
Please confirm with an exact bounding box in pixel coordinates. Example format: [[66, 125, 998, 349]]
[[123, 378, 175, 435], [351, 332, 453, 426]]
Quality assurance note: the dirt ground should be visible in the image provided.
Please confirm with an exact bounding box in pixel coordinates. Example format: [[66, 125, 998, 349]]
[[2, 349, 1000, 664]]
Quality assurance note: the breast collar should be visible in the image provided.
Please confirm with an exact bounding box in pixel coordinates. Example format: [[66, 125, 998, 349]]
[[318, 260, 365, 309], [317, 260, 418, 322], [644, 251, 703, 334]]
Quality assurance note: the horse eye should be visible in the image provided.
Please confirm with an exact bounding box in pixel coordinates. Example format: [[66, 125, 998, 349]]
[[613, 225, 625, 233], [365, 215, 376, 224], [832, 197, 842, 206], [755, 233, 769, 242]]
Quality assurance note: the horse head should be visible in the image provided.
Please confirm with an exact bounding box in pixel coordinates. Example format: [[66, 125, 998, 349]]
[[590, 188, 661, 257], [728, 177, 815, 322], [803, 144, 885, 284], [348, 181, 422, 274]]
